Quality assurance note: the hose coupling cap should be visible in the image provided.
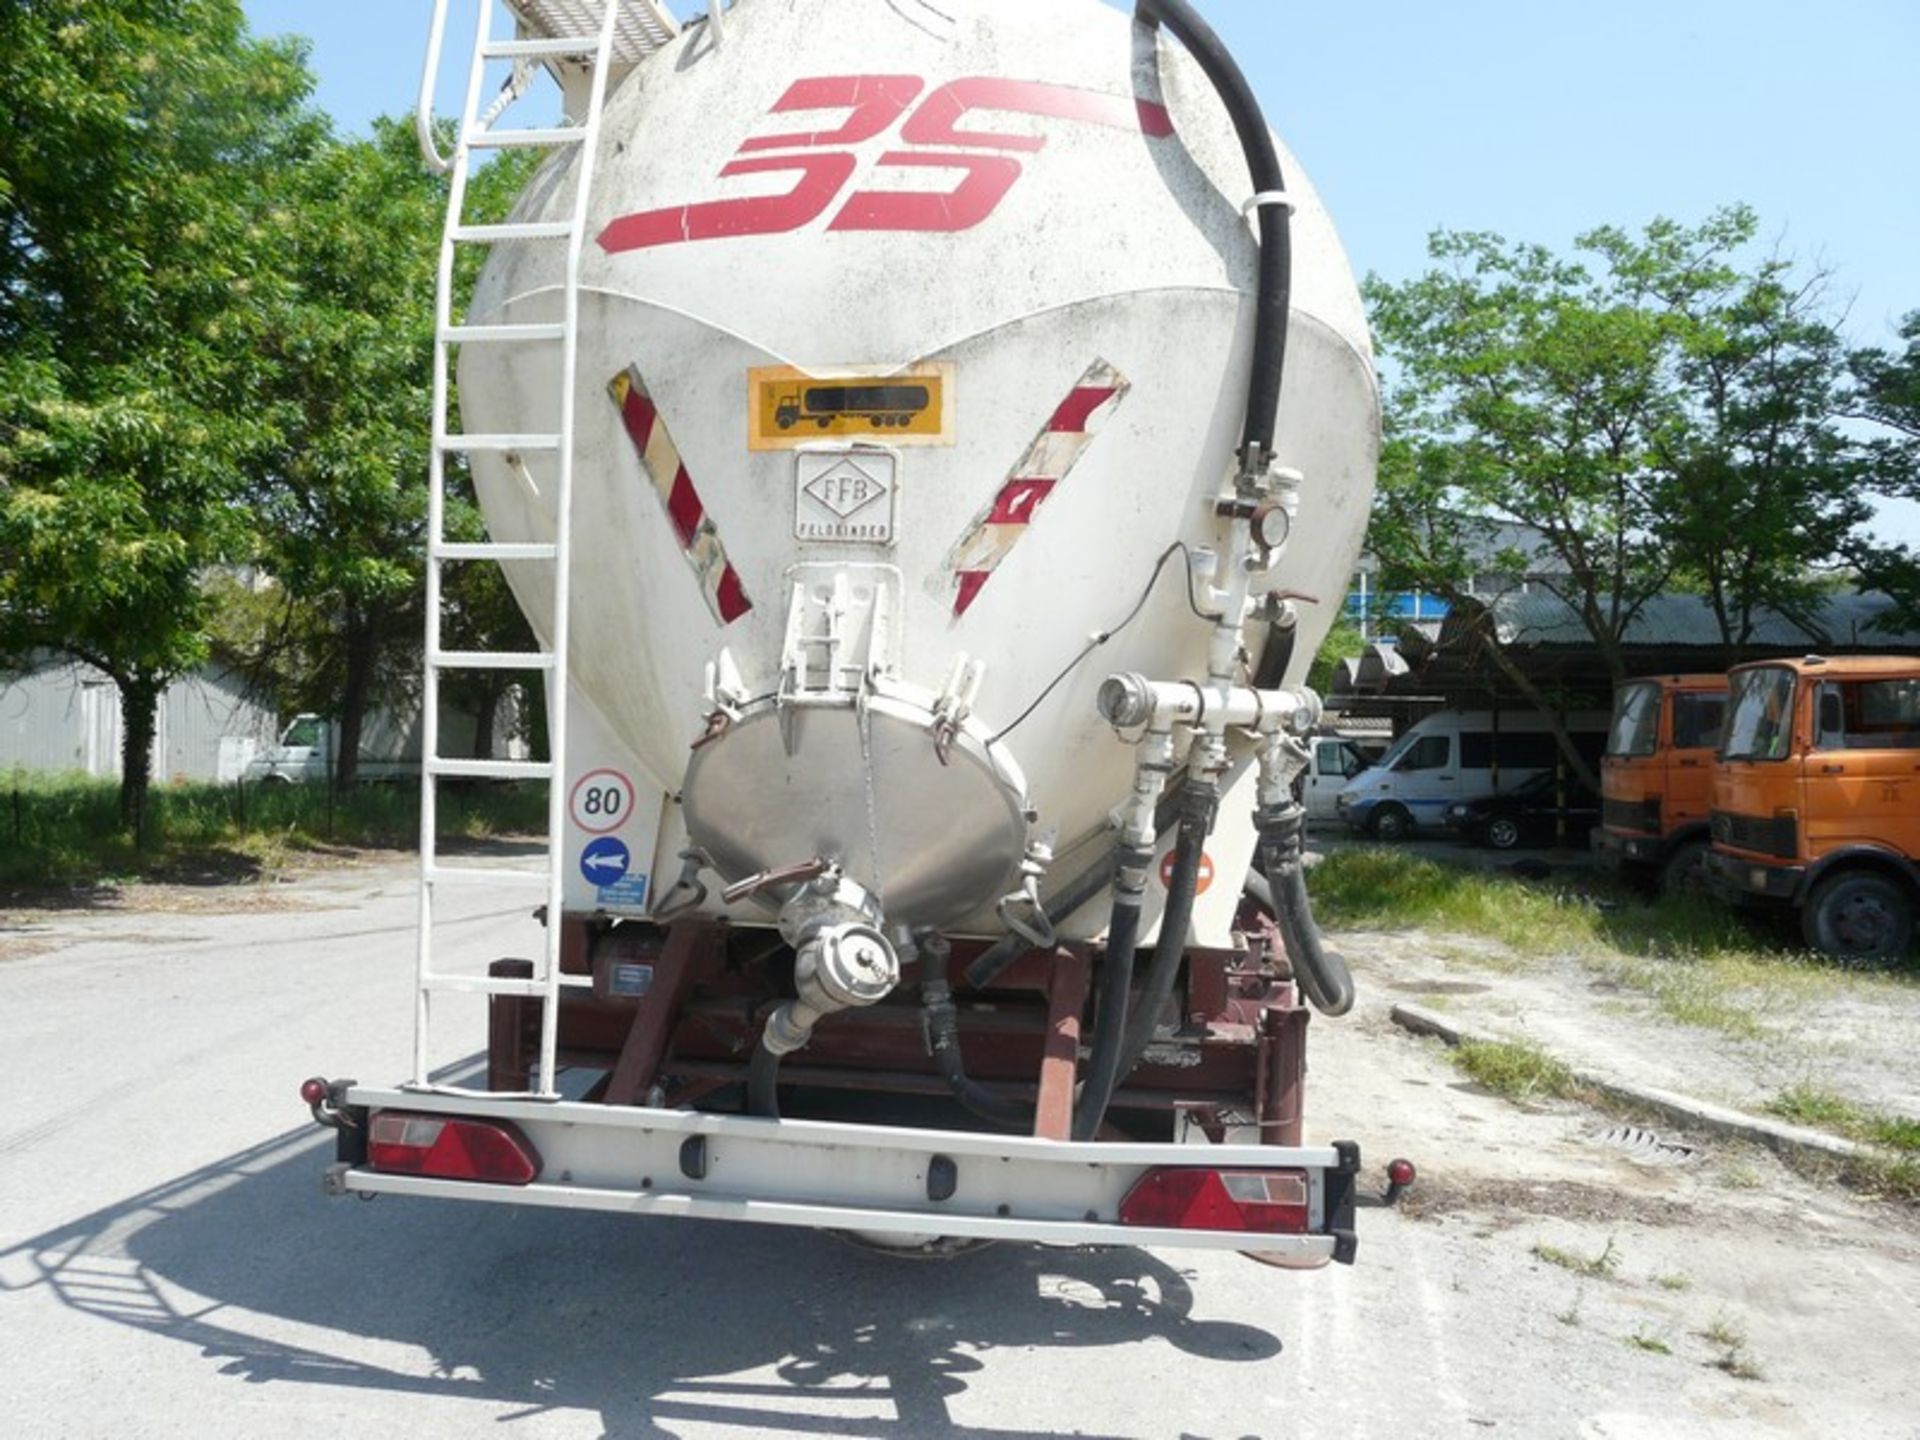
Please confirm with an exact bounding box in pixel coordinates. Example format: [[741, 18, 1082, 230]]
[[1097, 673, 1156, 730]]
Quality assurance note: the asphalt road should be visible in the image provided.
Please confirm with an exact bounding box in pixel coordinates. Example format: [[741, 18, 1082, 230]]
[[3, 857, 1916, 1438]]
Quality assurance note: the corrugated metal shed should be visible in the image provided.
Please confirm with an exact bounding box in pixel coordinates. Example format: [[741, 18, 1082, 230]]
[[1332, 589, 1920, 716], [0, 655, 278, 782], [1449, 591, 1920, 653]]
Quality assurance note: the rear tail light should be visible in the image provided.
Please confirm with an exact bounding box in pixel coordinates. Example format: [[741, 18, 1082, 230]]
[[367, 1111, 541, 1186], [1118, 1167, 1312, 1234]]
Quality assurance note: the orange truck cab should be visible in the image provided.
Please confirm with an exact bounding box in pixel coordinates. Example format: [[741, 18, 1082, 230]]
[[1707, 656, 1920, 964], [1595, 675, 1729, 891]]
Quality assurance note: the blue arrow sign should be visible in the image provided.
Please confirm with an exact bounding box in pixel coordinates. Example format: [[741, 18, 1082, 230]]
[[580, 836, 631, 887]]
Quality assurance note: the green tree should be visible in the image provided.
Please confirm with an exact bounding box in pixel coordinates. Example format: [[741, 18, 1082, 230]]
[[1368, 209, 1870, 784], [1847, 312, 1920, 629], [0, 1, 322, 832], [248, 124, 538, 787]]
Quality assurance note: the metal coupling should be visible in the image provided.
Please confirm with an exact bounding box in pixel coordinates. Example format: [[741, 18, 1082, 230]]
[[1097, 673, 1157, 729], [763, 922, 901, 1057]]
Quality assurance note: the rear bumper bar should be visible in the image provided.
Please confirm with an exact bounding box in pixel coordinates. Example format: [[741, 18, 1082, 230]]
[[326, 1085, 1359, 1263]]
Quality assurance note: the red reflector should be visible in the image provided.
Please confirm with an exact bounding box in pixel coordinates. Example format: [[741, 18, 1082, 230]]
[[1118, 1167, 1312, 1235], [1388, 1158, 1417, 1188], [367, 1111, 541, 1186]]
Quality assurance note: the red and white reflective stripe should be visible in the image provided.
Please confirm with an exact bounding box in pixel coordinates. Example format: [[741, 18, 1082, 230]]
[[949, 360, 1129, 617], [610, 367, 752, 625]]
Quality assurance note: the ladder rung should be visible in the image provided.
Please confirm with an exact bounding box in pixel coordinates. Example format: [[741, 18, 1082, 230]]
[[429, 651, 558, 673], [442, 323, 566, 345], [451, 221, 575, 243], [420, 974, 596, 997], [482, 36, 604, 59], [433, 542, 559, 562], [439, 433, 562, 453], [469, 127, 587, 151], [424, 864, 552, 888], [428, 758, 555, 781]]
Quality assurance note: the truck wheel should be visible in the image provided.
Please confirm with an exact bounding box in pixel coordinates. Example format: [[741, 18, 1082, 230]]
[[1803, 871, 1915, 968], [1660, 840, 1709, 897], [1486, 817, 1522, 851], [1369, 804, 1413, 842]]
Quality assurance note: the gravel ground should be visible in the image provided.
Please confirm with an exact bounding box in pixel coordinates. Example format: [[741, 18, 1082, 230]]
[[2, 856, 1917, 1438]]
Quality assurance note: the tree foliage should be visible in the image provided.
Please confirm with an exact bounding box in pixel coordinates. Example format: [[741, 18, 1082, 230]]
[[247, 125, 540, 786], [0, 0, 324, 829], [1367, 208, 1873, 781], [1848, 313, 1920, 631]]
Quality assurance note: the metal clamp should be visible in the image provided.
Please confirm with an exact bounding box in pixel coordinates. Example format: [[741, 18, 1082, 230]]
[[651, 850, 712, 920], [1242, 189, 1296, 217]]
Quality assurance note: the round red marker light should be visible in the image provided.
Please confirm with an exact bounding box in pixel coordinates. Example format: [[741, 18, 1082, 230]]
[[300, 1077, 330, 1107], [1387, 1158, 1417, 1188]]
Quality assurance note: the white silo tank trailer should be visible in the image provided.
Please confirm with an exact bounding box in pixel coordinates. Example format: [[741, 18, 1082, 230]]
[[304, 0, 1414, 1263]]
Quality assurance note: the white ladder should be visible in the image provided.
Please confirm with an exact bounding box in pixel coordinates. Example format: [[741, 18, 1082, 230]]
[[411, 0, 680, 1098]]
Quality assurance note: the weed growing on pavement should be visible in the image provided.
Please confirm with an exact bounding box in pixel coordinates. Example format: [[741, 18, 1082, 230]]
[[1700, 1312, 1746, 1350], [1713, 1348, 1767, 1381], [1555, 1293, 1583, 1327], [1775, 1144, 1920, 1207], [1700, 1313, 1764, 1380], [1654, 1272, 1692, 1292], [1453, 1039, 1580, 1101], [1532, 1237, 1620, 1279], [1625, 1328, 1672, 1355], [1768, 1085, 1920, 1153]]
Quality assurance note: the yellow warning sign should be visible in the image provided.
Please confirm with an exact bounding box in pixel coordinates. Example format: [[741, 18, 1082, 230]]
[[748, 364, 955, 451]]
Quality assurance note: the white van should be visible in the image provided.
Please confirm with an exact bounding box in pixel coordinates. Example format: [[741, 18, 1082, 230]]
[[1336, 709, 1608, 840], [1301, 735, 1378, 821]]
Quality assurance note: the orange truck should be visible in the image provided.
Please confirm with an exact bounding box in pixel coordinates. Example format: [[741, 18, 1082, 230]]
[[1707, 656, 1920, 964], [1595, 674, 1729, 892]]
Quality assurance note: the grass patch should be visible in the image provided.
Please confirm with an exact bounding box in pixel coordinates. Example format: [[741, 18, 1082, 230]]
[[1532, 1237, 1620, 1279], [1453, 1039, 1579, 1101], [1625, 1328, 1672, 1355], [1310, 847, 1911, 1041], [1714, 1350, 1766, 1382], [1654, 1272, 1692, 1292], [1699, 1312, 1746, 1350], [0, 773, 548, 887], [1767, 1084, 1920, 1153], [1700, 1312, 1764, 1380]]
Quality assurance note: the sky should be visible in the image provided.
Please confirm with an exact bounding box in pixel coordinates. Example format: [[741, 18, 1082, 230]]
[[242, 0, 1920, 541]]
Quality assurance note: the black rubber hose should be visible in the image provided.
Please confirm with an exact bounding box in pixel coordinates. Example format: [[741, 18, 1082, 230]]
[[747, 1041, 782, 1119], [923, 978, 1032, 1131], [1135, 0, 1291, 458], [966, 780, 1197, 992], [1071, 845, 1153, 1141], [1117, 777, 1219, 1074], [1256, 802, 1355, 1015]]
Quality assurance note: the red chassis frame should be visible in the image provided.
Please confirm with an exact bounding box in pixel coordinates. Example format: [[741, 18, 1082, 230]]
[[484, 907, 1309, 1147]]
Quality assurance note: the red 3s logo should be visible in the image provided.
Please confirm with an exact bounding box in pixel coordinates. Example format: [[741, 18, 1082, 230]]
[[597, 75, 1174, 253]]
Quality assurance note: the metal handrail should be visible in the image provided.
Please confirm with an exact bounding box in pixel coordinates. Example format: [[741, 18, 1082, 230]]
[[415, 0, 455, 174]]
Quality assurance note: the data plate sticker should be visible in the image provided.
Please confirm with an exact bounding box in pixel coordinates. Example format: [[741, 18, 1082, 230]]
[[749, 364, 954, 450], [795, 449, 898, 545]]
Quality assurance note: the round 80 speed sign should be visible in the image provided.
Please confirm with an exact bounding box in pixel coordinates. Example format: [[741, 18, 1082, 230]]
[[570, 769, 635, 835]]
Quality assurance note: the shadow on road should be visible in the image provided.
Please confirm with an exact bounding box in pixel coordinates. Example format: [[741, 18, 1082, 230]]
[[0, 1117, 1282, 1437]]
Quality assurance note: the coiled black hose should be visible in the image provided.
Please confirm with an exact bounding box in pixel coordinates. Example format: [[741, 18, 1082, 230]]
[[1256, 802, 1354, 1015], [1138, 0, 1300, 690], [1135, 0, 1291, 460]]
